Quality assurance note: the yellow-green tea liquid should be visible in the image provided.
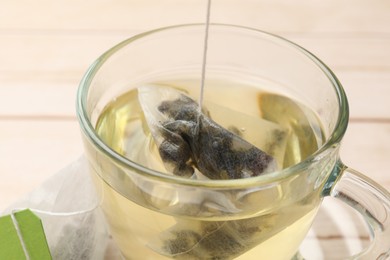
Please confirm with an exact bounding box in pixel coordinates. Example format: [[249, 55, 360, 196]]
[[94, 78, 325, 259]]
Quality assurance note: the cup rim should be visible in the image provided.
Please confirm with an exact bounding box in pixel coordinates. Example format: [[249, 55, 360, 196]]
[[76, 23, 349, 188]]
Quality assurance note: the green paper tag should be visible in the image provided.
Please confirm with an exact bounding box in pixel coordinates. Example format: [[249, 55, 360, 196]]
[[0, 209, 52, 260]]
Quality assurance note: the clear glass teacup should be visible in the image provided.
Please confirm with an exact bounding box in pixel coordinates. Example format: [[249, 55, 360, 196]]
[[76, 24, 390, 259]]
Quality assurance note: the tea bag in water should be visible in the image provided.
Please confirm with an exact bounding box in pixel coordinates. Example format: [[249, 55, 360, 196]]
[[203, 101, 288, 169], [147, 214, 283, 259], [137, 86, 289, 258], [138, 85, 287, 180]]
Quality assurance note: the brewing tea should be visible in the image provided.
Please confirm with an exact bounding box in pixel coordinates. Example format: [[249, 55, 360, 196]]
[[94, 77, 325, 259]]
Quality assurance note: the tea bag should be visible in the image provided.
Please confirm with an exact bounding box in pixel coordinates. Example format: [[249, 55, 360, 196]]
[[204, 101, 288, 168], [147, 214, 281, 259], [138, 86, 289, 258], [2, 157, 116, 260], [138, 86, 286, 180]]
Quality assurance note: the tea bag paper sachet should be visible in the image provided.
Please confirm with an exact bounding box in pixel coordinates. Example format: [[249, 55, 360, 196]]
[[2, 157, 119, 260], [138, 85, 288, 180], [145, 212, 303, 260], [137, 86, 289, 258]]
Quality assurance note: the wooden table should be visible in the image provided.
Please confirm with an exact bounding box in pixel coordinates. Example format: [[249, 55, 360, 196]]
[[1, 1, 389, 259]]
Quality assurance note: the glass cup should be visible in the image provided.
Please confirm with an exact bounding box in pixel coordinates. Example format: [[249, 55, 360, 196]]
[[76, 24, 390, 259]]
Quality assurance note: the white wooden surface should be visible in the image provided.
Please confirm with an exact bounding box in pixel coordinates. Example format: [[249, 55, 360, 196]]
[[1, 1, 389, 259]]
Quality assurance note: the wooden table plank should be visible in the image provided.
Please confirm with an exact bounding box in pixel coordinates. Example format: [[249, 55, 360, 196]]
[[0, 35, 128, 73], [341, 122, 390, 188], [1, 35, 390, 73], [336, 71, 390, 119], [1, 1, 390, 34], [0, 120, 83, 209], [0, 80, 79, 117]]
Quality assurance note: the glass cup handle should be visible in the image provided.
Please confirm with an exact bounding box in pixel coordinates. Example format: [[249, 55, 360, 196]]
[[327, 162, 390, 259]]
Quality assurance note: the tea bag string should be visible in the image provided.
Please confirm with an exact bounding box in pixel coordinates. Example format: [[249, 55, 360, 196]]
[[12, 206, 99, 216], [198, 0, 212, 108]]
